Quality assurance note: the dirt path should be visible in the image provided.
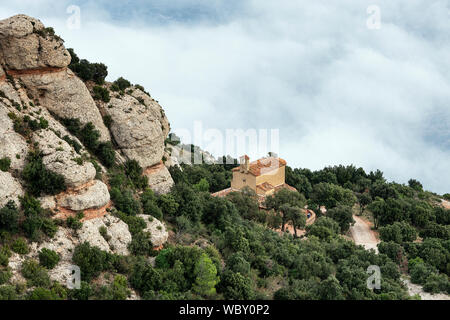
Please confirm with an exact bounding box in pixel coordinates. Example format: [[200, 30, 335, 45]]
[[350, 215, 379, 253], [402, 277, 450, 300]]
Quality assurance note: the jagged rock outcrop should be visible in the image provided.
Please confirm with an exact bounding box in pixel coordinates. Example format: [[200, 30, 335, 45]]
[[0, 104, 28, 170], [7, 217, 132, 285], [0, 15, 70, 70], [77, 215, 132, 255], [143, 161, 174, 195], [57, 180, 110, 212], [0, 171, 24, 207], [137, 214, 169, 248], [20, 69, 110, 141], [102, 87, 169, 168], [32, 129, 96, 188], [0, 14, 110, 141], [0, 15, 176, 297]]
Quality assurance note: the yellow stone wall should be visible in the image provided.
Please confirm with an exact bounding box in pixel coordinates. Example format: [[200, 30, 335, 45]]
[[231, 170, 257, 191], [255, 166, 285, 188], [231, 166, 285, 192]]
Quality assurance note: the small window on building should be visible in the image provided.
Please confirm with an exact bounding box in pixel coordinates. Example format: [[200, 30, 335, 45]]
[[243, 179, 246, 183]]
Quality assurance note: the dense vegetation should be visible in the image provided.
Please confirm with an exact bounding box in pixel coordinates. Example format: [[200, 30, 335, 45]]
[[0, 150, 448, 300]]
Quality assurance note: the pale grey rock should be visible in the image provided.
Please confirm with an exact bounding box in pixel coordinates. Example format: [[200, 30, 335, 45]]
[[129, 87, 170, 137], [137, 214, 168, 247], [0, 15, 70, 70], [101, 215, 132, 256], [38, 195, 56, 210], [0, 104, 28, 170], [31, 227, 77, 262], [19, 69, 110, 141], [104, 92, 166, 168], [57, 180, 110, 211], [77, 215, 132, 255], [0, 64, 4, 77], [145, 164, 174, 195], [48, 261, 76, 285], [0, 171, 24, 207], [7, 253, 27, 284], [32, 129, 96, 188]]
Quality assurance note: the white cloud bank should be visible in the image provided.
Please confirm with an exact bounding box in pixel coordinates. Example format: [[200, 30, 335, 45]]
[[0, 0, 449, 193]]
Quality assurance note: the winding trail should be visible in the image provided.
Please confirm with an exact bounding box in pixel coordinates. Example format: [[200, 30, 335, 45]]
[[350, 215, 379, 253]]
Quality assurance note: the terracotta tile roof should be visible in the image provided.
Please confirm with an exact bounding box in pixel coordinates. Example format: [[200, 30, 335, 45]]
[[257, 182, 275, 192], [211, 188, 234, 198], [232, 157, 287, 176]]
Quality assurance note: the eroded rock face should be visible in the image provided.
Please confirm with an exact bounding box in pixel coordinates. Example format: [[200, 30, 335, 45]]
[[32, 129, 96, 188], [137, 214, 168, 247], [57, 180, 110, 212], [77, 215, 132, 255], [144, 162, 174, 195], [0, 104, 28, 170], [0, 171, 24, 207], [19, 69, 110, 141], [0, 14, 70, 70], [104, 87, 169, 168]]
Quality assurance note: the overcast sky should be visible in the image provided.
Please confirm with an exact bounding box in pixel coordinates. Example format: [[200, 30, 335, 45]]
[[1, 0, 449, 194]]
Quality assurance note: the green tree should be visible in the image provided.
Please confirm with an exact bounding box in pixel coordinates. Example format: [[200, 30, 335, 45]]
[[193, 253, 219, 297], [326, 205, 355, 233], [265, 189, 306, 232]]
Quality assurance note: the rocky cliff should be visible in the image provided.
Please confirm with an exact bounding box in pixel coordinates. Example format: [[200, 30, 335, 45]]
[[0, 14, 174, 212], [0, 15, 172, 297]]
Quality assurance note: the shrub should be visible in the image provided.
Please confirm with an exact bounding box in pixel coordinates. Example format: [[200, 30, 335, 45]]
[[62, 135, 82, 154], [0, 269, 12, 285], [103, 115, 113, 129], [423, 273, 449, 294], [27, 285, 66, 300], [0, 285, 17, 300], [0, 157, 11, 172], [66, 215, 83, 230], [128, 232, 153, 256], [93, 86, 110, 102], [20, 195, 58, 241], [96, 142, 116, 168], [99, 226, 111, 241], [379, 221, 418, 243], [410, 262, 436, 285], [22, 151, 66, 196], [114, 77, 131, 91], [39, 248, 60, 269], [72, 242, 112, 281], [21, 259, 51, 288], [0, 201, 20, 232], [141, 189, 163, 220], [124, 160, 148, 190], [12, 238, 29, 255], [62, 119, 116, 168], [110, 187, 141, 216], [68, 49, 108, 84], [113, 210, 146, 235]]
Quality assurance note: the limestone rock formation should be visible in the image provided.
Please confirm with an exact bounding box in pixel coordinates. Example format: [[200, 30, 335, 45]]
[[77, 215, 132, 255], [32, 129, 96, 188], [20, 69, 110, 141], [0, 14, 70, 70], [0, 171, 24, 207], [0, 14, 174, 293], [102, 87, 169, 168], [57, 180, 110, 212], [137, 214, 169, 248], [0, 104, 28, 170], [144, 161, 174, 195]]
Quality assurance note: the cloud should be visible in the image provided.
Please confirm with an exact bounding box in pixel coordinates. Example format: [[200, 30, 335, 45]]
[[0, 0, 448, 193]]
